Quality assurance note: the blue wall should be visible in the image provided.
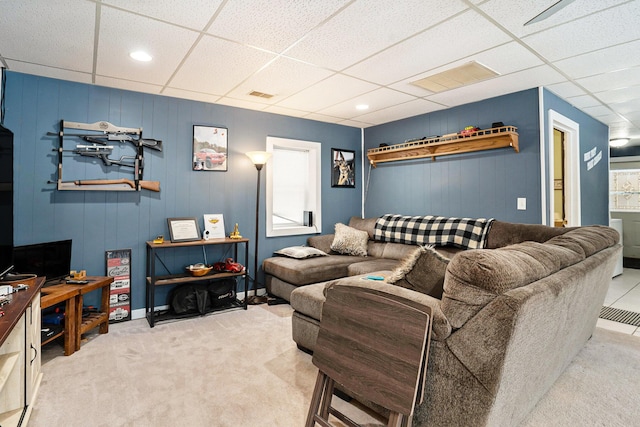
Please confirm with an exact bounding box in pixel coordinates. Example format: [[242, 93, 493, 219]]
[[363, 89, 542, 223], [542, 88, 610, 226], [4, 71, 362, 312]]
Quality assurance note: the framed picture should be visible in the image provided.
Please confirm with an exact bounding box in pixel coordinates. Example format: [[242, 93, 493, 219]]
[[167, 217, 201, 242], [193, 125, 228, 171], [203, 214, 226, 239], [331, 148, 355, 188]]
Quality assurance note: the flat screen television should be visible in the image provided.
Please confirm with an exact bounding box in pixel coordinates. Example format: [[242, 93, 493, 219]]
[[12, 239, 72, 285]]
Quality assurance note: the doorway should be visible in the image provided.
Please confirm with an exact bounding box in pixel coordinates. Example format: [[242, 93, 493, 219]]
[[547, 110, 580, 226], [553, 129, 566, 227]]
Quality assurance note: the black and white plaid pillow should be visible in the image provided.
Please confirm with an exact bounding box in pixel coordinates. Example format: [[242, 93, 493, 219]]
[[373, 214, 494, 249]]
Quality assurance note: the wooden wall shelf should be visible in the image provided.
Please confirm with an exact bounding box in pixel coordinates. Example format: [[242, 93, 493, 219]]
[[367, 125, 519, 167]]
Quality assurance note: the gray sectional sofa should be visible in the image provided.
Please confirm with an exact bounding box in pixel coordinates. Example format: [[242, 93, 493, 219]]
[[263, 215, 621, 426]]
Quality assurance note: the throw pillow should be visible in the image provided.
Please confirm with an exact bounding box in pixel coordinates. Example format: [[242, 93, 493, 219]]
[[330, 223, 369, 257], [274, 246, 328, 259], [387, 245, 449, 299]]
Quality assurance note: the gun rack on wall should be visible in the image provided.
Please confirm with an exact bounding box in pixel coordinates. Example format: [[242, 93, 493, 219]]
[[49, 120, 161, 192], [367, 125, 519, 167]]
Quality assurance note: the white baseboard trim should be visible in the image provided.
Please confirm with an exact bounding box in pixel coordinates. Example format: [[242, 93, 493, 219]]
[[129, 289, 265, 321]]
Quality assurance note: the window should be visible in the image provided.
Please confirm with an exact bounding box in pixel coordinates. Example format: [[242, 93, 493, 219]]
[[266, 136, 321, 237]]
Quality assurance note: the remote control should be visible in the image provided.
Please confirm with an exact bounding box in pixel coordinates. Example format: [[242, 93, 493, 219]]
[[66, 279, 89, 284]]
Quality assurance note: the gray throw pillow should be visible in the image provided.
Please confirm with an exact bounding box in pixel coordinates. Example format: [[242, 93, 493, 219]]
[[274, 246, 328, 259], [330, 223, 368, 257], [387, 245, 449, 299]]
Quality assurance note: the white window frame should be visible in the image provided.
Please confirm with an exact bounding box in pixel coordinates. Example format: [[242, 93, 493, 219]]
[[266, 136, 322, 237]]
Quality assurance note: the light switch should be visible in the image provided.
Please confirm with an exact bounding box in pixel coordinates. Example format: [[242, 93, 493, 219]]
[[517, 198, 526, 210]]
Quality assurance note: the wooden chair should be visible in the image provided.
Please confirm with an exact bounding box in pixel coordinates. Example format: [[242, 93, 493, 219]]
[[306, 285, 433, 427]]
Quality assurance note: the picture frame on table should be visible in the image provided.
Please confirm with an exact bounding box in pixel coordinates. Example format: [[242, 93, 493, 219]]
[[331, 148, 355, 188], [203, 214, 226, 239], [167, 217, 201, 242], [193, 125, 228, 171]]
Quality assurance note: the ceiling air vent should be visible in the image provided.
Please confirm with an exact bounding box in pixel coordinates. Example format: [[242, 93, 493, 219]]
[[249, 90, 274, 99], [410, 61, 499, 93]]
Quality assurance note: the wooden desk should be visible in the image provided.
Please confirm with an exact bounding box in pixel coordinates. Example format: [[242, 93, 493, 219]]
[[41, 276, 113, 355]]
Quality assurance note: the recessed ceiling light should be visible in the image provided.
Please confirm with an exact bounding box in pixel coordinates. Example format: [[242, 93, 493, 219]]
[[610, 138, 630, 147], [356, 104, 369, 111], [130, 51, 152, 62]]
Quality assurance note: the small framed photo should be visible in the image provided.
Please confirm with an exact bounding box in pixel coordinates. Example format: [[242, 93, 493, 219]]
[[167, 217, 201, 242], [193, 125, 228, 171], [331, 148, 355, 188], [203, 214, 226, 239]]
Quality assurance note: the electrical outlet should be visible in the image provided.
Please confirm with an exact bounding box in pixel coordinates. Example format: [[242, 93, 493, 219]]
[[517, 198, 527, 210]]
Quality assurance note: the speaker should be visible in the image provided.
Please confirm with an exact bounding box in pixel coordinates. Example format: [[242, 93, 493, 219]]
[[303, 211, 313, 227]]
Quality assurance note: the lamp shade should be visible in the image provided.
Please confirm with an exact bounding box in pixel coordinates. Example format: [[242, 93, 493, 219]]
[[246, 151, 272, 166]]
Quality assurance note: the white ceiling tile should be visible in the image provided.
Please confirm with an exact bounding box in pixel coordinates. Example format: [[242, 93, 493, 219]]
[[97, 7, 199, 85], [262, 105, 310, 119], [276, 74, 378, 112], [562, 94, 601, 110], [161, 88, 221, 104], [226, 57, 334, 105], [169, 36, 276, 95], [339, 119, 375, 128], [284, 0, 466, 71], [354, 99, 443, 126], [102, 0, 223, 30], [554, 40, 640, 79], [5, 60, 93, 84], [208, 0, 350, 53], [427, 65, 565, 106], [521, 1, 640, 61], [95, 76, 162, 94], [0, 0, 95, 72], [317, 88, 417, 119], [215, 97, 269, 111], [595, 85, 640, 106], [545, 81, 589, 99], [304, 112, 343, 124], [477, 0, 629, 37], [581, 104, 616, 118], [344, 9, 512, 85], [576, 67, 640, 93]]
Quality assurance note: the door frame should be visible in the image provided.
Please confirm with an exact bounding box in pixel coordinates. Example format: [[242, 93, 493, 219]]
[[546, 110, 581, 226]]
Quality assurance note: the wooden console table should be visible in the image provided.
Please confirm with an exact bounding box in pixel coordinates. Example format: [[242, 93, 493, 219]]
[[41, 276, 113, 355], [146, 238, 249, 327]]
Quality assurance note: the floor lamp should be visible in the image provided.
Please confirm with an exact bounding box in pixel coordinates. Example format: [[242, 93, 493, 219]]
[[245, 151, 271, 305]]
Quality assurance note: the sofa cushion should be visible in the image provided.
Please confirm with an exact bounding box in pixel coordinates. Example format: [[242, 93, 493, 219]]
[[290, 282, 328, 321], [442, 240, 587, 328], [387, 245, 449, 299], [274, 246, 328, 259], [347, 258, 401, 276], [348, 216, 377, 239], [331, 223, 369, 256], [263, 254, 366, 286], [307, 234, 336, 254]]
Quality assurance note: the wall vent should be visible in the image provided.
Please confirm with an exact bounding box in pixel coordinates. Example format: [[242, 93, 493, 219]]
[[249, 90, 274, 99], [411, 61, 499, 93]]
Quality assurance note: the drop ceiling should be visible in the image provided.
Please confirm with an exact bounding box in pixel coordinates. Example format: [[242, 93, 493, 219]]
[[1, 0, 639, 145]]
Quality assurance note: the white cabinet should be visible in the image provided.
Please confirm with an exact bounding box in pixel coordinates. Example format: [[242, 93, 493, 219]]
[[0, 279, 43, 427]]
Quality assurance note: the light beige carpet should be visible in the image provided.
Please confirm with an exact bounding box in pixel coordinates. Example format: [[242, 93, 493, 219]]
[[30, 304, 640, 427]]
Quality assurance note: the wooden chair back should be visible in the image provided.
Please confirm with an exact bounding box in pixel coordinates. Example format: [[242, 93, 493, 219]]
[[306, 285, 433, 426]]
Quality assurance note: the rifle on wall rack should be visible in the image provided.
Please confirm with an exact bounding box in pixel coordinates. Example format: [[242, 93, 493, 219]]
[[47, 120, 163, 151], [53, 179, 161, 192], [57, 145, 140, 168], [48, 119, 162, 192]]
